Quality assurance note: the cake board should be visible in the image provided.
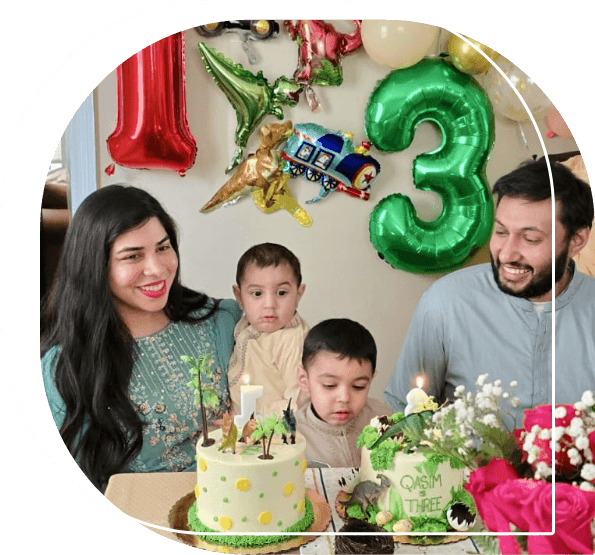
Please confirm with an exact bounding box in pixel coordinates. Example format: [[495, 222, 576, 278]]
[[170, 488, 331, 553]]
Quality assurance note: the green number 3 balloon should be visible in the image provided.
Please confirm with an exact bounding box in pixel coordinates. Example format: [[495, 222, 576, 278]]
[[365, 57, 495, 273]]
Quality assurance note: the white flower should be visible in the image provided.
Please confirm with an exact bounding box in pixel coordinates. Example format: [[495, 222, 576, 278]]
[[554, 427, 565, 441], [476, 374, 489, 387], [576, 435, 590, 451], [482, 414, 498, 427], [510, 397, 520, 408], [581, 391, 595, 407], [492, 386, 503, 397], [538, 428, 551, 440], [555, 406, 567, 419], [482, 383, 494, 396], [580, 463, 595, 482], [503, 392, 510, 399], [568, 447, 582, 466], [523, 432, 536, 452], [494, 380, 502, 387], [510, 381, 518, 388], [531, 425, 542, 434], [567, 417, 585, 438], [466, 407, 475, 421], [579, 481, 595, 492], [455, 385, 466, 396], [535, 461, 552, 478]]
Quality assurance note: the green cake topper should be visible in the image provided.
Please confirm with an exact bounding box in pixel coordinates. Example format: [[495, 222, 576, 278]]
[[182, 353, 219, 447]]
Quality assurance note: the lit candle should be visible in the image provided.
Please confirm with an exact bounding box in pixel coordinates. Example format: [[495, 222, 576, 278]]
[[234, 376, 264, 429], [414, 373, 427, 390]]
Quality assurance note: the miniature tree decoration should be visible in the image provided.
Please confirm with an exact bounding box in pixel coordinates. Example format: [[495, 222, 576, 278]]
[[251, 414, 289, 460], [182, 354, 219, 447]]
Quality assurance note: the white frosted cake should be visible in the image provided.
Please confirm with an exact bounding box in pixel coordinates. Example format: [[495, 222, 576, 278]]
[[343, 398, 477, 536], [187, 428, 314, 549], [359, 448, 466, 519]]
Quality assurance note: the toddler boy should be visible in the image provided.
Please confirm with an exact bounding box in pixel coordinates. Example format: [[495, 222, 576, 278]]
[[295, 318, 392, 467], [229, 242, 309, 417]]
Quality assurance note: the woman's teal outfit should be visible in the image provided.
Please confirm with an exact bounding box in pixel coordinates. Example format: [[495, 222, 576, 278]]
[[41, 299, 241, 474]]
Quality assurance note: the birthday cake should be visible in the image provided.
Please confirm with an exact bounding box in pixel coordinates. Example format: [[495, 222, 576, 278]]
[[186, 426, 315, 549], [341, 390, 477, 537]]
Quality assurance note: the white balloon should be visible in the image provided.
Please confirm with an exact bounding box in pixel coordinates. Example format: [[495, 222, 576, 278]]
[[361, 20, 440, 69]]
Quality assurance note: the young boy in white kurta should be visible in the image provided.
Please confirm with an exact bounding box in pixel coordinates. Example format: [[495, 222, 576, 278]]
[[295, 318, 392, 467], [229, 243, 310, 417]]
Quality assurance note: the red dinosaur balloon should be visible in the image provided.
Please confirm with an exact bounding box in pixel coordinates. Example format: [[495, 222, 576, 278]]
[[284, 20, 362, 111]]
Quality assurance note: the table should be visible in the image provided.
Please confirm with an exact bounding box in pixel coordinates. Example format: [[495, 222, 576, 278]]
[[105, 468, 483, 554]]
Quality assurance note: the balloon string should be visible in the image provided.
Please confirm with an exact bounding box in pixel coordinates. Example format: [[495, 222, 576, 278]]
[[516, 122, 529, 150]]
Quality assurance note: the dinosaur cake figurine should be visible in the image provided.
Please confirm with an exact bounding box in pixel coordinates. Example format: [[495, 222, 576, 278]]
[[239, 412, 259, 445], [218, 411, 238, 454], [281, 398, 296, 445], [338, 474, 391, 515], [197, 42, 302, 172]]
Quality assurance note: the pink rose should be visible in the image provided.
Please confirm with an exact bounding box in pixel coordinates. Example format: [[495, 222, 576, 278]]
[[588, 430, 595, 454], [524, 481, 595, 555], [521, 404, 576, 430], [467, 468, 595, 554], [522, 405, 553, 430], [554, 404, 576, 428]]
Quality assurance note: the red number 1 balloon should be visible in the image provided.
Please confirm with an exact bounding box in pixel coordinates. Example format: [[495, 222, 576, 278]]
[[106, 32, 197, 176]]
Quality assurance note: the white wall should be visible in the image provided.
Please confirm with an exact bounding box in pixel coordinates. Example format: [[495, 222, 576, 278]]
[[94, 23, 579, 402]]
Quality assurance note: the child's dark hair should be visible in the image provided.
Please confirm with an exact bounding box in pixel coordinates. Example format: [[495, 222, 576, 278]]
[[236, 242, 302, 286], [302, 318, 377, 374]]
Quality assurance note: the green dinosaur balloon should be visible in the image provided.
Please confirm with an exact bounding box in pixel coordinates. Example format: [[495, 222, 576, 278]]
[[197, 42, 302, 172]]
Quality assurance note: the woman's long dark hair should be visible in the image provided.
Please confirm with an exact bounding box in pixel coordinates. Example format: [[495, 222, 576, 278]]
[[41, 185, 219, 491]]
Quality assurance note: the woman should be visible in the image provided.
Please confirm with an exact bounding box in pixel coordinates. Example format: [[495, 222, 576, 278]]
[[41, 185, 241, 492]]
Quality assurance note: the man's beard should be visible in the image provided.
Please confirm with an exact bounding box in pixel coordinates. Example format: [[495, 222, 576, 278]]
[[490, 244, 569, 300]]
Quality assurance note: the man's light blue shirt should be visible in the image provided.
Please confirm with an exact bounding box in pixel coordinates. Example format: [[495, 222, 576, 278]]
[[385, 262, 595, 429]]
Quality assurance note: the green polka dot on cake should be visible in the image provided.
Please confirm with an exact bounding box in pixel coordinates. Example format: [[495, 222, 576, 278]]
[[202, 487, 207, 492], [294, 461, 299, 466], [272, 471, 278, 477], [277, 520, 283, 527], [223, 498, 228, 503], [241, 516, 247, 522], [213, 516, 218, 522], [220, 476, 226, 481], [258, 492, 264, 498], [293, 503, 297, 509]]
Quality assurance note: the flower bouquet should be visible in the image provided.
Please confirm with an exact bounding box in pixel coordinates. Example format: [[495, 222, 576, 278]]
[[407, 377, 595, 554]]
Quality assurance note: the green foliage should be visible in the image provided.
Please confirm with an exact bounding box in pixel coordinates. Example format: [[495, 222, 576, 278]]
[[388, 488, 406, 522], [389, 412, 406, 424], [182, 354, 218, 409], [369, 439, 399, 470], [471, 421, 517, 462], [372, 410, 434, 449], [410, 515, 449, 533], [357, 425, 381, 449], [472, 535, 501, 555], [449, 485, 477, 516], [346, 503, 366, 520]]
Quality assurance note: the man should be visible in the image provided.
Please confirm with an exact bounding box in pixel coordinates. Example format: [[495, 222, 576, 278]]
[[385, 158, 595, 429]]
